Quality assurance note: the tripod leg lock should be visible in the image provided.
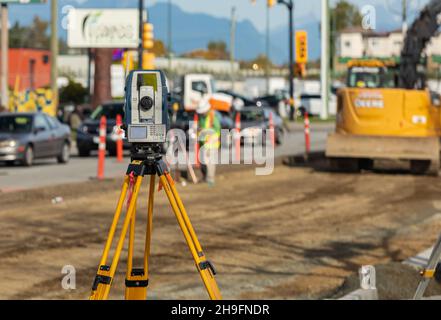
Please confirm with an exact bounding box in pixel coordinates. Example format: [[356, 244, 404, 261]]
[[421, 262, 441, 282], [91, 265, 112, 291], [199, 260, 217, 276], [92, 275, 112, 291], [125, 279, 149, 288], [125, 268, 149, 288]]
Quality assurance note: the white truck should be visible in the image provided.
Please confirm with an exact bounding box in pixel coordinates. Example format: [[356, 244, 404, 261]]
[[178, 74, 233, 112]]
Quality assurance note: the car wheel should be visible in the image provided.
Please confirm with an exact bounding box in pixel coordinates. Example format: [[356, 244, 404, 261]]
[[57, 142, 70, 164], [22, 145, 34, 167], [78, 147, 91, 157]]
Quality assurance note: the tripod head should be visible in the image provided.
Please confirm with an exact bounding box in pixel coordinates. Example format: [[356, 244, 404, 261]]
[[130, 143, 163, 163]]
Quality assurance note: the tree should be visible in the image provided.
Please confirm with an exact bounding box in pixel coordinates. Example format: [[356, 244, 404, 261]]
[[183, 40, 229, 60], [329, 1, 363, 72], [59, 80, 88, 105], [207, 41, 229, 60], [240, 54, 273, 70], [151, 40, 168, 57], [330, 0, 362, 32], [9, 17, 66, 51]]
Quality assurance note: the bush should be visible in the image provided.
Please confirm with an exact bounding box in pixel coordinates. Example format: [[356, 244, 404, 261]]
[[59, 80, 88, 105]]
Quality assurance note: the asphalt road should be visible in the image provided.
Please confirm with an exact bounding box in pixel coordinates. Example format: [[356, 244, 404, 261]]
[[0, 122, 334, 192]]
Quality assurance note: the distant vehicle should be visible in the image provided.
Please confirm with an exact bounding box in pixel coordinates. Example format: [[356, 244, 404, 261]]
[[217, 90, 269, 109], [257, 91, 294, 118], [169, 109, 233, 150], [76, 101, 130, 157], [232, 107, 285, 145], [298, 93, 337, 117], [0, 112, 71, 166], [172, 74, 233, 112]]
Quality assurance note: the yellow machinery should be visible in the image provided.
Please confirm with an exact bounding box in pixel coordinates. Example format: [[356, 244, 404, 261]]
[[327, 0, 441, 175], [326, 59, 441, 175]]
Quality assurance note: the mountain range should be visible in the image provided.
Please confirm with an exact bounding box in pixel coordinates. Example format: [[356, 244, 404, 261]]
[[7, 0, 412, 64]]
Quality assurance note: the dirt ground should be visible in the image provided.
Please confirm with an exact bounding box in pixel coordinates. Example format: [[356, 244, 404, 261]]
[[1, 156, 441, 300]]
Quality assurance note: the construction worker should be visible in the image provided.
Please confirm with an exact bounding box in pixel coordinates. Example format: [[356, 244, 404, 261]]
[[197, 99, 221, 187]]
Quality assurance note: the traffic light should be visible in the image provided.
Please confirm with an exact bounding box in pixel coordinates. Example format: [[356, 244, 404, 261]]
[[295, 30, 308, 64], [294, 63, 307, 78], [143, 23, 154, 50], [267, 0, 276, 7]]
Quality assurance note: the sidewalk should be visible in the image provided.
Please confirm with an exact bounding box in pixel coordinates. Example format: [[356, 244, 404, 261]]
[[284, 120, 335, 133]]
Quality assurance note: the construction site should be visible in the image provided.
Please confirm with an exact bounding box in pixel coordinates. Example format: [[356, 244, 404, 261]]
[[2, 0, 441, 306]]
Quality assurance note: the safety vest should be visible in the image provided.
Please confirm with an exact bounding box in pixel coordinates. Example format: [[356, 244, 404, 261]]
[[199, 110, 221, 149]]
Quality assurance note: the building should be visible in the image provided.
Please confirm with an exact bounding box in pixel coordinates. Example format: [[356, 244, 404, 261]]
[[7, 48, 51, 91], [335, 27, 441, 74]]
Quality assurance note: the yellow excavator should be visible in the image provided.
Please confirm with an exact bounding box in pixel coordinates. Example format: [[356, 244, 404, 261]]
[[326, 0, 441, 175]]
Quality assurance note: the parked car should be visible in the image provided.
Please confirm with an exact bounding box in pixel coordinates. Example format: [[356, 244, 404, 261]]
[[298, 93, 337, 117], [257, 91, 292, 118], [232, 107, 285, 145], [0, 112, 71, 166], [169, 109, 234, 150], [217, 90, 269, 109], [76, 101, 130, 157]]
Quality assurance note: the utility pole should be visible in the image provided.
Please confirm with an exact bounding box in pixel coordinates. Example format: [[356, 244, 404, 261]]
[[265, 4, 270, 94], [168, 0, 172, 72], [288, 2, 294, 120], [320, 0, 329, 120], [1, 3, 8, 108], [50, 0, 59, 108], [277, 0, 295, 121], [138, 0, 144, 68], [230, 6, 236, 91], [402, 0, 408, 36]]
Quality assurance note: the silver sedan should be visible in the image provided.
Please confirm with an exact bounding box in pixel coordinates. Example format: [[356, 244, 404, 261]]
[[0, 113, 71, 166]]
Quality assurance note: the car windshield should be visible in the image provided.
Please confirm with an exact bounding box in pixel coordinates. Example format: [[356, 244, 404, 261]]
[[0, 115, 33, 133], [90, 103, 124, 120], [239, 110, 264, 122]]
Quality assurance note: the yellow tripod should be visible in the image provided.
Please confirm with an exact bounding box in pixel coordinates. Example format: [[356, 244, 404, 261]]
[[89, 151, 221, 300]]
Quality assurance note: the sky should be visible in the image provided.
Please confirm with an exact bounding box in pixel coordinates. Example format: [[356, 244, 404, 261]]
[[146, 0, 431, 32], [7, 0, 432, 33]]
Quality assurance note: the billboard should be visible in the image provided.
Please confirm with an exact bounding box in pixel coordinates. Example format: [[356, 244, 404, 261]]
[[67, 9, 141, 48]]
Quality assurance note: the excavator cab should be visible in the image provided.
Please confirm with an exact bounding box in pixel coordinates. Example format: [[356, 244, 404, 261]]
[[346, 60, 399, 89]]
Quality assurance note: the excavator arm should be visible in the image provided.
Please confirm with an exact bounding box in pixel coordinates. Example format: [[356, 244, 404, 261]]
[[400, 0, 441, 89]]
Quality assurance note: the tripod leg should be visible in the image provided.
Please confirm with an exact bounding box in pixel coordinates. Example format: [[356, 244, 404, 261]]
[[90, 177, 130, 300], [414, 233, 441, 299], [125, 175, 155, 300], [143, 175, 156, 283], [159, 173, 222, 300], [90, 175, 144, 300]]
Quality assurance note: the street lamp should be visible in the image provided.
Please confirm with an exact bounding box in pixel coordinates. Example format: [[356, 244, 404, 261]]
[[277, 0, 295, 121], [139, 0, 144, 68]]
